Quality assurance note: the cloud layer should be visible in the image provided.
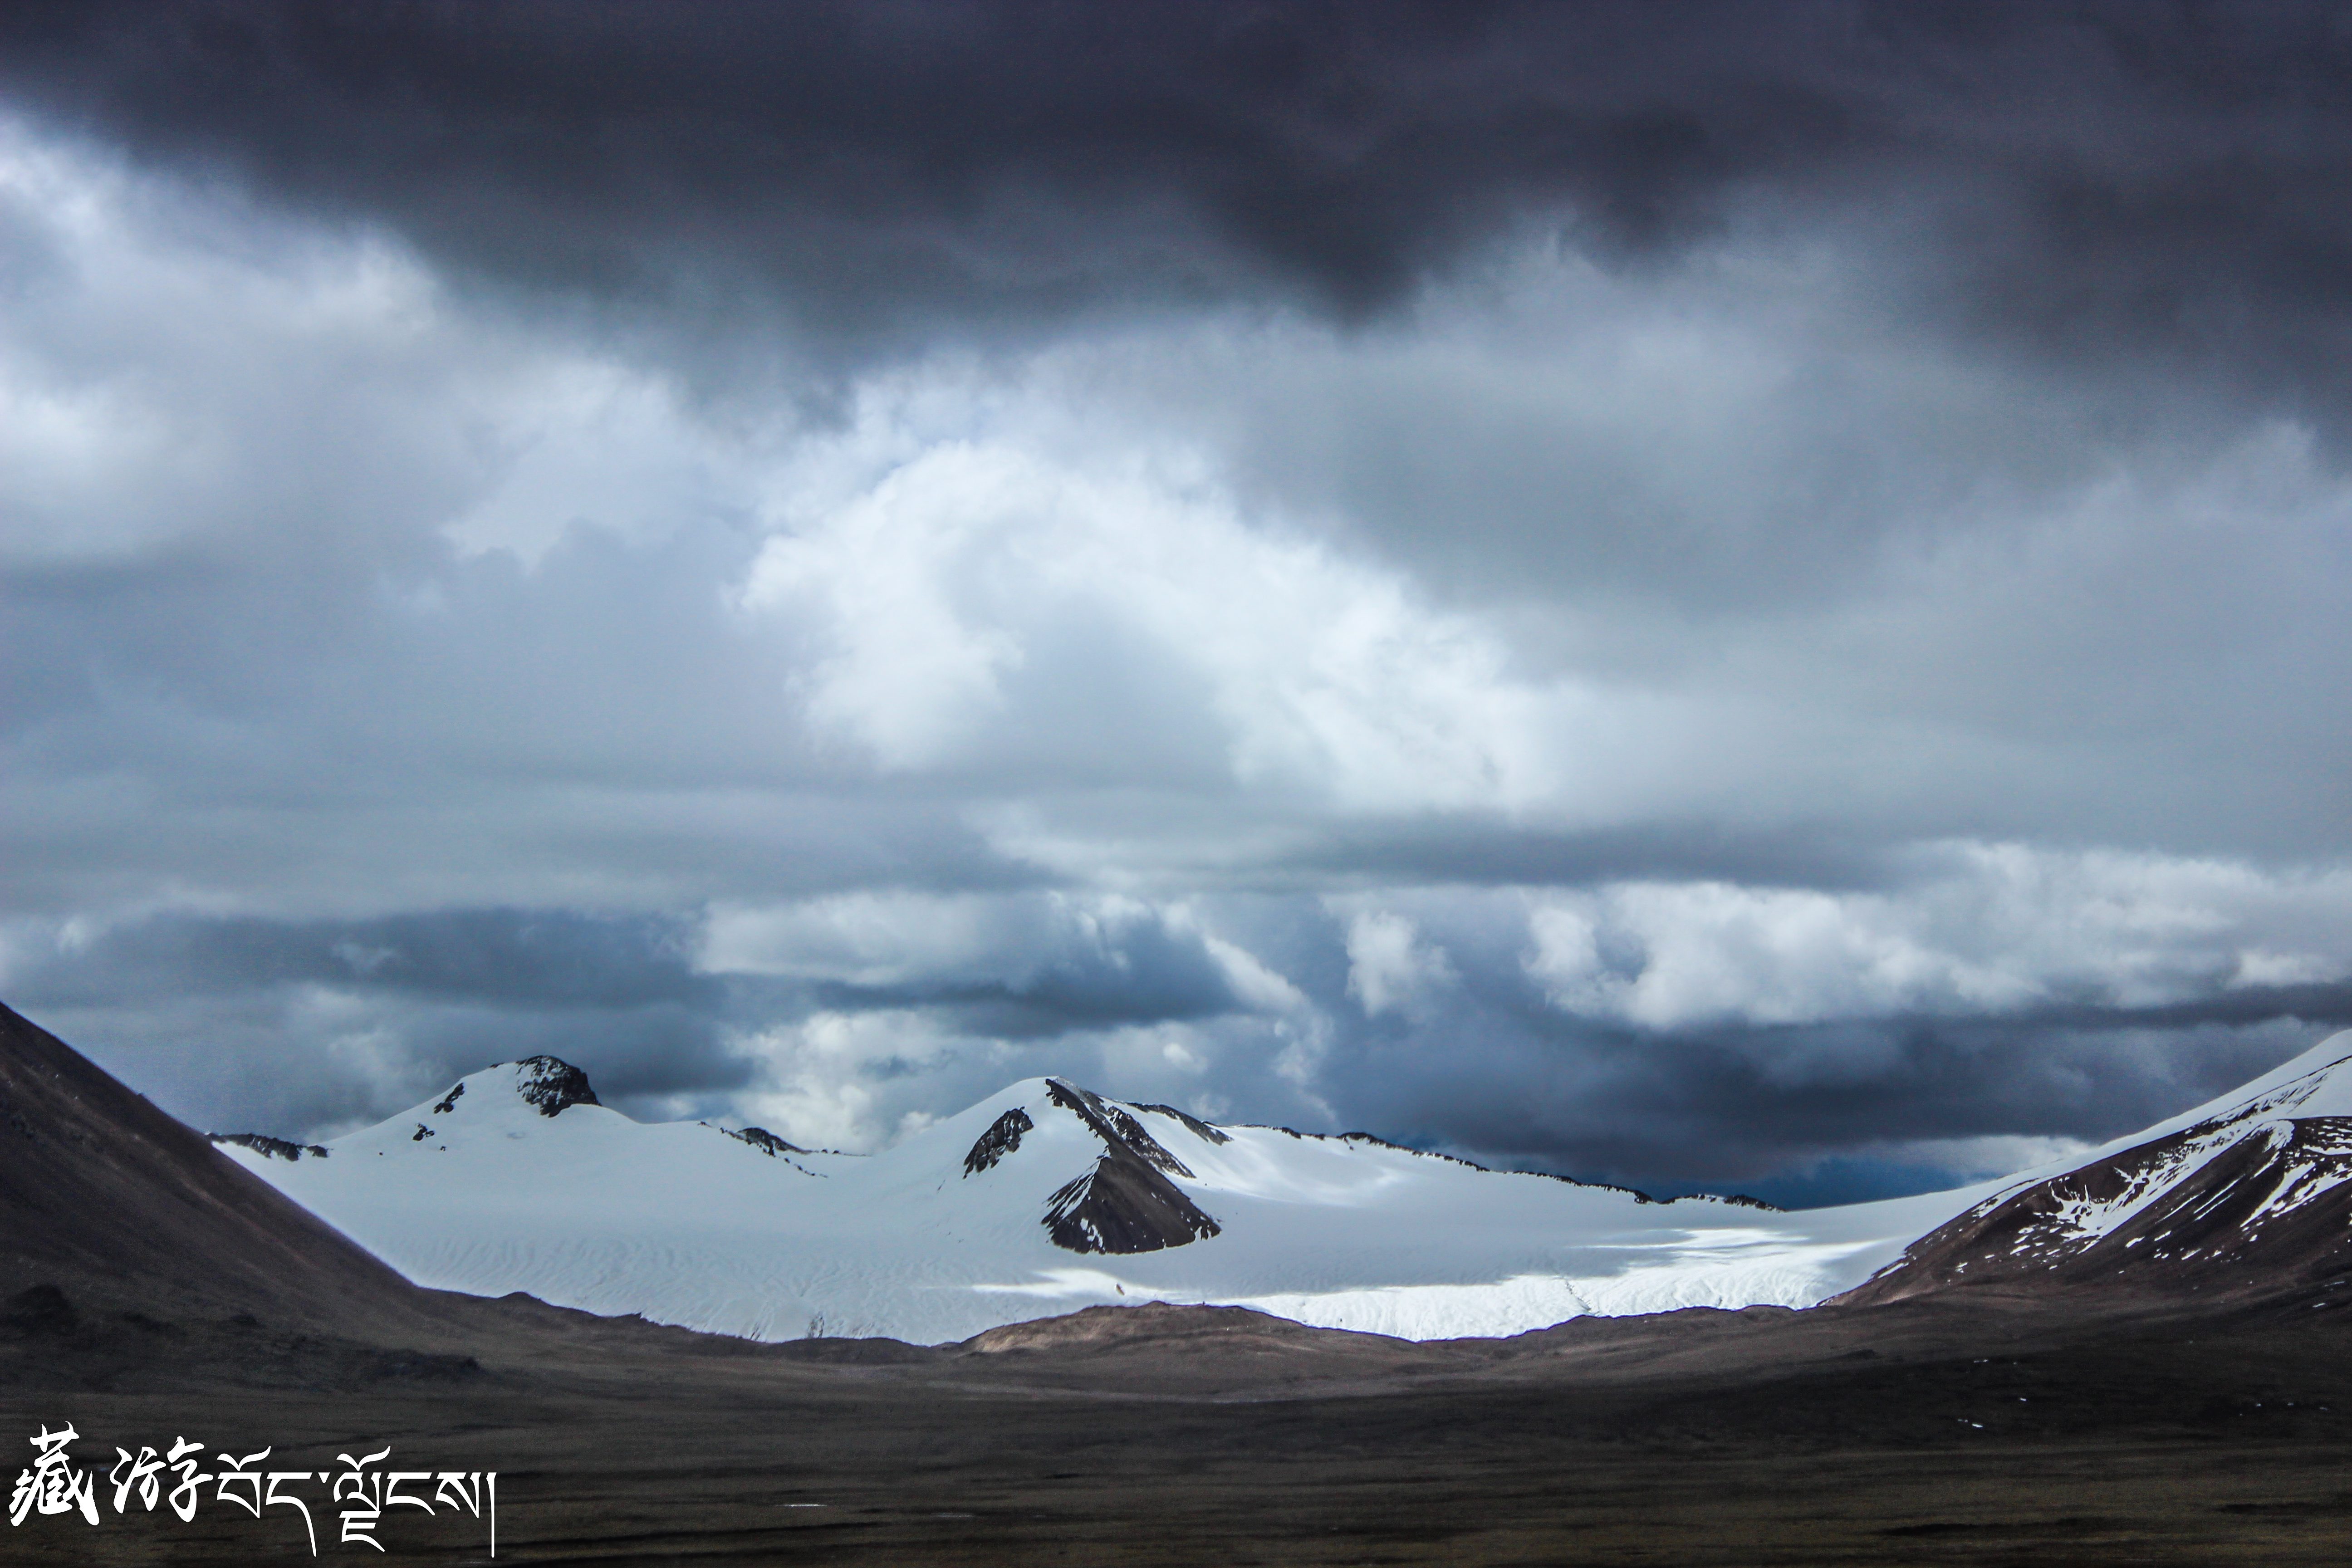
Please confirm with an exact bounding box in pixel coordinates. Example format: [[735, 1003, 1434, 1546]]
[[5, 7, 2352, 1202], [12, 3, 2352, 416]]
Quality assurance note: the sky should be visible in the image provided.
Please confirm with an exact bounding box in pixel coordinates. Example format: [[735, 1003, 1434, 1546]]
[[4, 1, 2352, 1205]]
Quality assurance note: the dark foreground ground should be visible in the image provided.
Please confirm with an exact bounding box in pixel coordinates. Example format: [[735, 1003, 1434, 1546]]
[[5, 1287, 2352, 1566]]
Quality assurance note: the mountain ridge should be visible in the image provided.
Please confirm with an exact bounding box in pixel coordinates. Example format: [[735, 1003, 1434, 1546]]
[[206, 1056, 1984, 1342], [196, 1022, 2352, 1344]]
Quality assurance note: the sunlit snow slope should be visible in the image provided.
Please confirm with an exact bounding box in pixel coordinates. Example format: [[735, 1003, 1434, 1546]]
[[217, 1057, 1998, 1343]]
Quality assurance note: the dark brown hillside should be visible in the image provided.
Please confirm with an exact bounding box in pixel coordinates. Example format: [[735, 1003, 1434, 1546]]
[[0, 1000, 450, 1338], [1836, 1113, 2352, 1309]]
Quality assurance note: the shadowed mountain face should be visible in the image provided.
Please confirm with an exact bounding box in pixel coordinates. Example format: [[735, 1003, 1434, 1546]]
[[1837, 1054, 2352, 1309], [0, 1000, 441, 1336], [1037, 1078, 1222, 1254]]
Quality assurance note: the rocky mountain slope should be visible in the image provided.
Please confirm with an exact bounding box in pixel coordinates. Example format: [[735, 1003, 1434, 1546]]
[[1837, 1032, 2352, 1308]]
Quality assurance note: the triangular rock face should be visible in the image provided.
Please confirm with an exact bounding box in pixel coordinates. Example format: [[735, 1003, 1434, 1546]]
[[0, 1000, 439, 1334], [1836, 1047, 2352, 1308], [1037, 1079, 1221, 1255], [1044, 1156, 1222, 1255], [949, 1079, 1226, 1254]]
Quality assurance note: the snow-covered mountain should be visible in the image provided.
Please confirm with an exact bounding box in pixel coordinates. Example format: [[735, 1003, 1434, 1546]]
[[213, 1061, 1966, 1343], [218, 1032, 2352, 1344]]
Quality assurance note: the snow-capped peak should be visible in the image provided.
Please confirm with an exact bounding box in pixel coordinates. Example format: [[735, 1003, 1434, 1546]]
[[418, 1055, 601, 1124], [317, 1054, 844, 1181]]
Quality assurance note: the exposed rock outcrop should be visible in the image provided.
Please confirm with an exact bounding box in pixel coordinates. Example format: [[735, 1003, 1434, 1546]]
[[207, 1132, 329, 1162], [1046, 1080, 1195, 1178], [964, 1108, 1033, 1176], [1044, 1156, 1222, 1255], [726, 1125, 808, 1157], [1136, 1102, 1231, 1146], [1040, 1080, 1220, 1254], [513, 1055, 600, 1117]]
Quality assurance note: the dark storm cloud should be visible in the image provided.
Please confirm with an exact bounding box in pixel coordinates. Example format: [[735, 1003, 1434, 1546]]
[[1168, 891, 2352, 1198], [710, 895, 1263, 1037], [1303, 983, 2347, 1198], [6, 900, 1261, 1135], [7, 909, 754, 1127], [8, 1, 2352, 422], [2020, 982, 2352, 1034], [15, 908, 719, 1011], [801, 951, 1246, 1040]]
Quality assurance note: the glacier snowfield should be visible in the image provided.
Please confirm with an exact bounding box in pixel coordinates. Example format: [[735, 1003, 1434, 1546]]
[[220, 1030, 2352, 1344]]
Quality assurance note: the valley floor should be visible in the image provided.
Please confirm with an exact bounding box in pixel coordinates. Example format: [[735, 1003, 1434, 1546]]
[[5, 1292, 2351, 1565]]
